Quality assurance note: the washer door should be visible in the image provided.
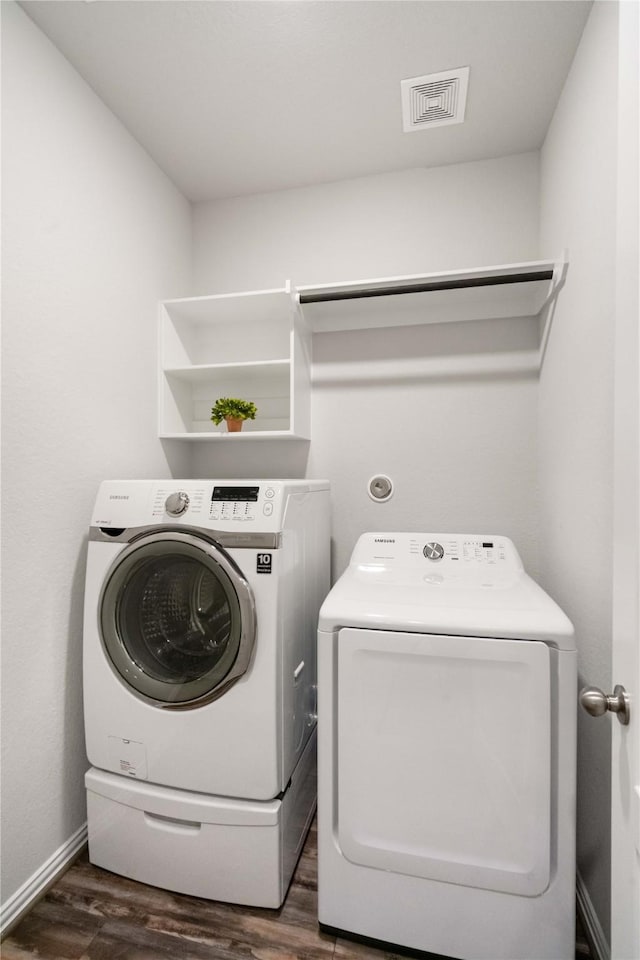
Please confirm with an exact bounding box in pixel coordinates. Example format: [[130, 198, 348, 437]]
[[99, 531, 256, 708]]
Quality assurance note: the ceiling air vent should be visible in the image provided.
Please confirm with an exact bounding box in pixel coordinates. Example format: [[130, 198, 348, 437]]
[[401, 67, 469, 133]]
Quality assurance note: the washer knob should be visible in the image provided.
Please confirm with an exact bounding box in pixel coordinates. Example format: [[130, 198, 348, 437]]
[[423, 542, 445, 561], [165, 491, 190, 516]]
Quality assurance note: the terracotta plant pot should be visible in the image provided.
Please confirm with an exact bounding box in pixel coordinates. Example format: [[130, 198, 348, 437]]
[[225, 417, 244, 433]]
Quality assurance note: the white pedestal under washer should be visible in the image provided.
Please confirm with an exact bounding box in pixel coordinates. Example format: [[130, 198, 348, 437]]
[[83, 478, 329, 906], [317, 532, 576, 960]]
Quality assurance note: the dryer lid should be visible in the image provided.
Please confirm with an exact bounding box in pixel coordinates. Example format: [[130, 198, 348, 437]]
[[319, 532, 575, 650]]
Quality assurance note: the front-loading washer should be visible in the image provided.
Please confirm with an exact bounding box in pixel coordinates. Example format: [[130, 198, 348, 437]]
[[83, 478, 329, 906], [317, 532, 576, 960]]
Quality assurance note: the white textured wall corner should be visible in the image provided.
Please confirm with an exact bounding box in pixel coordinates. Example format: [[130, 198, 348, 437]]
[[539, 0, 618, 944], [0, 1, 192, 912], [191, 153, 542, 579]]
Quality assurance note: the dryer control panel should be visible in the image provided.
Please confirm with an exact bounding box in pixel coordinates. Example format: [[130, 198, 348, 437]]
[[352, 533, 523, 575], [417, 537, 508, 564]]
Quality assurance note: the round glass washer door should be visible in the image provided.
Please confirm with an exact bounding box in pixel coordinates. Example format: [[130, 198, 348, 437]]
[[99, 531, 256, 708]]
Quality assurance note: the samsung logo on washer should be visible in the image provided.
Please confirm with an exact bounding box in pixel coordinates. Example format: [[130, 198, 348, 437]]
[[109, 495, 130, 500], [374, 538, 396, 543]]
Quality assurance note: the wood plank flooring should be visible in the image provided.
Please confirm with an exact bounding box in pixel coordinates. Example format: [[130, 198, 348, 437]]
[[3, 819, 593, 960]]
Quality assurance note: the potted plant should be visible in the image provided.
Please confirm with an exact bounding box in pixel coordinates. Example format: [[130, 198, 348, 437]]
[[211, 397, 258, 433]]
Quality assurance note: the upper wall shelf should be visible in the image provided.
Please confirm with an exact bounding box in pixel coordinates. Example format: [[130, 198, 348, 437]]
[[158, 258, 567, 440], [158, 285, 311, 441], [296, 260, 562, 333]]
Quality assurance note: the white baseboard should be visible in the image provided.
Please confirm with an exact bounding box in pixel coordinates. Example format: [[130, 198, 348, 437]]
[[577, 869, 610, 960], [0, 822, 88, 939]]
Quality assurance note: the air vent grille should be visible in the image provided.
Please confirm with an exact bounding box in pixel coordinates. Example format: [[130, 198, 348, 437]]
[[401, 67, 469, 132]]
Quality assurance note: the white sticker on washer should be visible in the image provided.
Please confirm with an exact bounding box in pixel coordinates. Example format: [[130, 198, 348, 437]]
[[107, 736, 148, 779]]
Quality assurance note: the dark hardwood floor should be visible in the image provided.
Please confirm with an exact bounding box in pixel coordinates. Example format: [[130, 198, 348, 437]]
[[3, 819, 592, 960]]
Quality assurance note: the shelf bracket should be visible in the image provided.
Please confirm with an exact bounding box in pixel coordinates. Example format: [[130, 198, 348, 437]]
[[538, 255, 569, 369]]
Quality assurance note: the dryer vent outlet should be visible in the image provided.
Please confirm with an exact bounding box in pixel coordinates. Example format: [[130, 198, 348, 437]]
[[401, 67, 469, 132], [368, 475, 394, 502]]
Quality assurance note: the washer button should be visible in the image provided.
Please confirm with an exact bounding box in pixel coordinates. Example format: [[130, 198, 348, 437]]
[[263, 502, 274, 516], [265, 487, 275, 499]]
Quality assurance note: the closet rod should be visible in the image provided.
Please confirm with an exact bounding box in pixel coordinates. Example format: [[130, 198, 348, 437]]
[[299, 270, 554, 304]]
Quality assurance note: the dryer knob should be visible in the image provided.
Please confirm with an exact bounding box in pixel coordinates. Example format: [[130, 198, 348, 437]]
[[423, 541, 445, 561], [165, 491, 190, 516]]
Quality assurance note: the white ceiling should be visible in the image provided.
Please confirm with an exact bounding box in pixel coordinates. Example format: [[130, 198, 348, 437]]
[[19, 0, 592, 203]]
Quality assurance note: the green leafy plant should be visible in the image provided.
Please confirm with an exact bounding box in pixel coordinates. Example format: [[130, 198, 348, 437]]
[[210, 397, 258, 425]]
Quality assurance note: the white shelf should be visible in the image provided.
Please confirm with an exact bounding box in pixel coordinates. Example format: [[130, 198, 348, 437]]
[[161, 287, 295, 324], [158, 259, 567, 440], [297, 260, 561, 333], [158, 285, 310, 440], [164, 359, 291, 384], [160, 430, 302, 441]]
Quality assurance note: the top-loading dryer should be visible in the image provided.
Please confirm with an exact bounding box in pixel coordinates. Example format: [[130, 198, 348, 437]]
[[317, 532, 576, 960]]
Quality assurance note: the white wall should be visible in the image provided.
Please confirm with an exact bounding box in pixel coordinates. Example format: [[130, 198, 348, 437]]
[[193, 155, 541, 294], [539, 1, 618, 942], [192, 154, 543, 579], [0, 1, 192, 913]]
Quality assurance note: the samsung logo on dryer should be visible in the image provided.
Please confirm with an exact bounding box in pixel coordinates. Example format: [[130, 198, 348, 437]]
[[109, 495, 130, 500], [374, 538, 396, 543]]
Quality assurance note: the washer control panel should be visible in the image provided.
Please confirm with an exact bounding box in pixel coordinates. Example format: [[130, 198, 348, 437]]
[[210, 485, 261, 522], [151, 483, 280, 524]]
